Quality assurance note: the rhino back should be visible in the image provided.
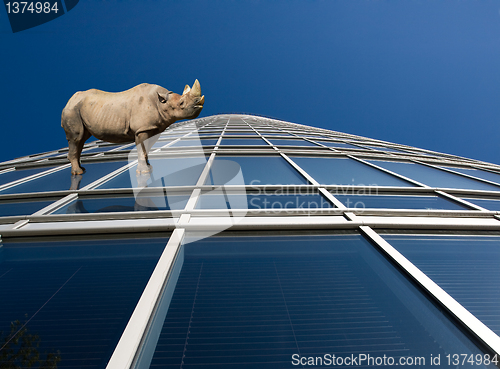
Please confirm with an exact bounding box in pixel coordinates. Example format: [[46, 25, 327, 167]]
[[77, 86, 158, 143]]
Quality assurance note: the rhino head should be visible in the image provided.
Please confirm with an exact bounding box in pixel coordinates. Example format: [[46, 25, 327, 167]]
[[158, 79, 205, 121]]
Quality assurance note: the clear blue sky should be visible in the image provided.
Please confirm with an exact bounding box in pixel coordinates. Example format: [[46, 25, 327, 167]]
[[1, 1, 499, 164]]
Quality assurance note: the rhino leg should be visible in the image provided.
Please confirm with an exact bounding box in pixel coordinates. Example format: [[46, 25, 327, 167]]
[[135, 131, 155, 174], [62, 107, 92, 175]]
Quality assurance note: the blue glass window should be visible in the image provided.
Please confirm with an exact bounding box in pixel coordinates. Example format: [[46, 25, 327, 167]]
[[368, 160, 500, 191], [196, 191, 334, 211], [0, 166, 57, 187], [0, 198, 60, 217], [462, 198, 500, 211], [98, 157, 206, 189], [205, 156, 308, 186], [383, 234, 500, 336], [269, 139, 319, 147], [1, 161, 127, 194], [333, 193, 469, 210], [219, 138, 267, 146], [53, 193, 190, 214], [291, 157, 415, 187], [0, 236, 168, 368], [442, 167, 500, 186], [150, 233, 492, 368]]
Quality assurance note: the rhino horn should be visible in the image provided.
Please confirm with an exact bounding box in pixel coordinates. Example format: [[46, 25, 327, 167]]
[[198, 95, 205, 105], [190, 79, 201, 97], [182, 84, 191, 96]]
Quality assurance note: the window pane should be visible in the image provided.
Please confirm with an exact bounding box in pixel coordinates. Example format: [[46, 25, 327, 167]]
[[383, 234, 500, 336], [333, 194, 469, 210], [0, 166, 57, 187], [269, 139, 319, 147], [205, 156, 308, 186], [196, 191, 334, 211], [150, 233, 492, 368], [0, 236, 168, 368], [219, 139, 267, 146], [442, 167, 500, 186], [462, 198, 500, 211], [368, 160, 500, 191], [0, 198, 60, 216], [53, 193, 190, 214], [292, 157, 415, 187], [1, 161, 127, 194], [98, 157, 206, 189]]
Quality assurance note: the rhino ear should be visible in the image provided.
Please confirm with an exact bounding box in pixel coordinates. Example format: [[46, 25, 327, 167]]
[[157, 91, 168, 104]]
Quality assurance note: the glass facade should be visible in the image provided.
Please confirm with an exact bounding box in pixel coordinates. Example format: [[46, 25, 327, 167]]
[[0, 236, 169, 368], [1, 114, 500, 367]]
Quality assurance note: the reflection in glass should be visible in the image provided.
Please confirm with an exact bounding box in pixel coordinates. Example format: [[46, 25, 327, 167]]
[[384, 234, 500, 336], [291, 157, 414, 187], [98, 157, 206, 189], [333, 194, 469, 210], [53, 193, 190, 214], [0, 236, 168, 368], [205, 156, 307, 186], [369, 160, 500, 191], [150, 233, 493, 368]]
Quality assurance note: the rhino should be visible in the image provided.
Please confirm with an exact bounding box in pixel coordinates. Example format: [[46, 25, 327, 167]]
[[61, 80, 205, 175]]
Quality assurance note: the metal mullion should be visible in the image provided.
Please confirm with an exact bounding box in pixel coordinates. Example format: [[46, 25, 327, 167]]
[[298, 139, 342, 153], [31, 193, 79, 216], [0, 167, 15, 175], [414, 160, 500, 188], [195, 152, 216, 187], [319, 188, 347, 209], [434, 190, 489, 211], [359, 225, 500, 355], [349, 155, 429, 187], [107, 228, 185, 369], [278, 152, 320, 185]]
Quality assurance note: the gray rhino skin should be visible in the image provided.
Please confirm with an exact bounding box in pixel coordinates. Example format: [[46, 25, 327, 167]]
[[61, 80, 204, 175]]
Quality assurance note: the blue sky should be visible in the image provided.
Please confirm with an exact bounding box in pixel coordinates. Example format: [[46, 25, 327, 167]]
[[1, 1, 499, 164]]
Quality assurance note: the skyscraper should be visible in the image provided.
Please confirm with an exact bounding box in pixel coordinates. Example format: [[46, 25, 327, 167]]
[[1, 114, 499, 368]]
